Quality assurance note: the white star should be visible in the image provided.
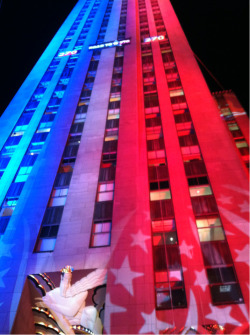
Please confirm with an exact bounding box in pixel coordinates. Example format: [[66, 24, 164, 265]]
[[139, 309, 173, 334], [179, 240, 194, 259], [224, 229, 235, 236], [185, 290, 198, 329], [205, 304, 238, 325], [217, 195, 232, 204], [0, 268, 10, 288], [238, 201, 249, 213], [218, 206, 249, 237], [130, 230, 151, 253], [0, 241, 15, 258], [223, 185, 249, 196], [194, 269, 208, 292], [239, 304, 249, 322], [235, 245, 249, 263], [103, 293, 127, 334], [110, 256, 144, 296]]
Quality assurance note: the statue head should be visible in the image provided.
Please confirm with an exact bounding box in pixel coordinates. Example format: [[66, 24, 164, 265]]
[[60, 265, 74, 297]]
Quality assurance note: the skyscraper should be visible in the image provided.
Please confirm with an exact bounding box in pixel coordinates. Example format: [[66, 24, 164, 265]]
[[0, 0, 249, 333]]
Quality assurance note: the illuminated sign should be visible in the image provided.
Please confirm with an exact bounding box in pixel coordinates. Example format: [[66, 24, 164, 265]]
[[88, 39, 131, 50], [144, 35, 165, 43], [58, 50, 78, 57]]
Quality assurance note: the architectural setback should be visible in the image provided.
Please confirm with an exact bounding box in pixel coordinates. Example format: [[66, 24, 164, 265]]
[[0, 0, 248, 333]]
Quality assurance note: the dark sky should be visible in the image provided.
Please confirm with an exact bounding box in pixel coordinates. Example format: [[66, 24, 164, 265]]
[[0, 0, 248, 116]]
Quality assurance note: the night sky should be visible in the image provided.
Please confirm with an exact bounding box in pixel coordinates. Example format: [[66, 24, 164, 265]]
[[0, 0, 248, 117]]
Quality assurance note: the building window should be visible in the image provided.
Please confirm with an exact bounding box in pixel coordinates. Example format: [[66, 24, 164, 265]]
[[97, 182, 114, 201], [90, 221, 112, 247], [153, 227, 187, 309]]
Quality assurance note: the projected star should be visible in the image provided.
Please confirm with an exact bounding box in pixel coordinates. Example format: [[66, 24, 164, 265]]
[[111, 256, 144, 296], [179, 240, 194, 259], [104, 293, 127, 334], [131, 230, 151, 253], [0, 268, 10, 288], [217, 195, 232, 204], [206, 305, 239, 325], [0, 241, 15, 258], [235, 245, 249, 263], [139, 310, 173, 334], [238, 200, 249, 213], [194, 269, 208, 292]]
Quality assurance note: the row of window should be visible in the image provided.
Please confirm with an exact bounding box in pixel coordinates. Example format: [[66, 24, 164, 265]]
[[213, 95, 249, 169], [0, 0, 94, 179], [0, 0, 101, 236], [139, 0, 187, 311], [35, 0, 114, 252], [90, 0, 128, 248], [150, 0, 243, 306]]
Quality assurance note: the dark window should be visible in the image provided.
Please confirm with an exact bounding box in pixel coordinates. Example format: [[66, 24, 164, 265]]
[[54, 172, 73, 187], [144, 94, 159, 108], [6, 182, 25, 198], [99, 166, 116, 182], [162, 52, 174, 63], [179, 134, 198, 147], [191, 195, 218, 215], [210, 283, 243, 305], [148, 165, 169, 181], [201, 241, 232, 266], [103, 140, 117, 153], [150, 199, 174, 220], [146, 117, 162, 128], [63, 144, 79, 158], [188, 176, 209, 186], [0, 157, 11, 169], [5, 136, 22, 147], [106, 119, 119, 129], [0, 216, 10, 234], [184, 160, 207, 176], [16, 113, 33, 126], [70, 123, 84, 134], [174, 112, 191, 123], [94, 201, 113, 221], [43, 206, 64, 225], [147, 138, 165, 151]]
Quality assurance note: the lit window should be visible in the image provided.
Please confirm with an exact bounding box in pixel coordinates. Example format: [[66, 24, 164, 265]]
[[49, 188, 68, 207], [150, 190, 171, 201], [189, 185, 212, 197], [90, 221, 112, 247], [15, 166, 33, 182], [169, 89, 184, 97], [36, 238, 57, 252], [97, 182, 114, 201], [108, 109, 120, 120]]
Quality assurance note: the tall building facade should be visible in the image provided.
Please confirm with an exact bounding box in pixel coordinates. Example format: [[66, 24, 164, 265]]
[[0, 0, 249, 333]]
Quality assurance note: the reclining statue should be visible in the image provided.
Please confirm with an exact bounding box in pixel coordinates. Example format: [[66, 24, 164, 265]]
[[41, 266, 107, 334]]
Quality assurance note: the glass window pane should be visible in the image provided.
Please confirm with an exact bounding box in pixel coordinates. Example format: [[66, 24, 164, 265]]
[[189, 185, 212, 197], [196, 216, 221, 228], [198, 227, 225, 242], [150, 190, 171, 201], [97, 191, 113, 201], [169, 270, 182, 282], [156, 290, 171, 309], [155, 271, 168, 283], [171, 288, 187, 308], [36, 238, 56, 252], [164, 231, 177, 244], [49, 197, 67, 207], [210, 283, 243, 304], [92, 233, 110, 247]]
